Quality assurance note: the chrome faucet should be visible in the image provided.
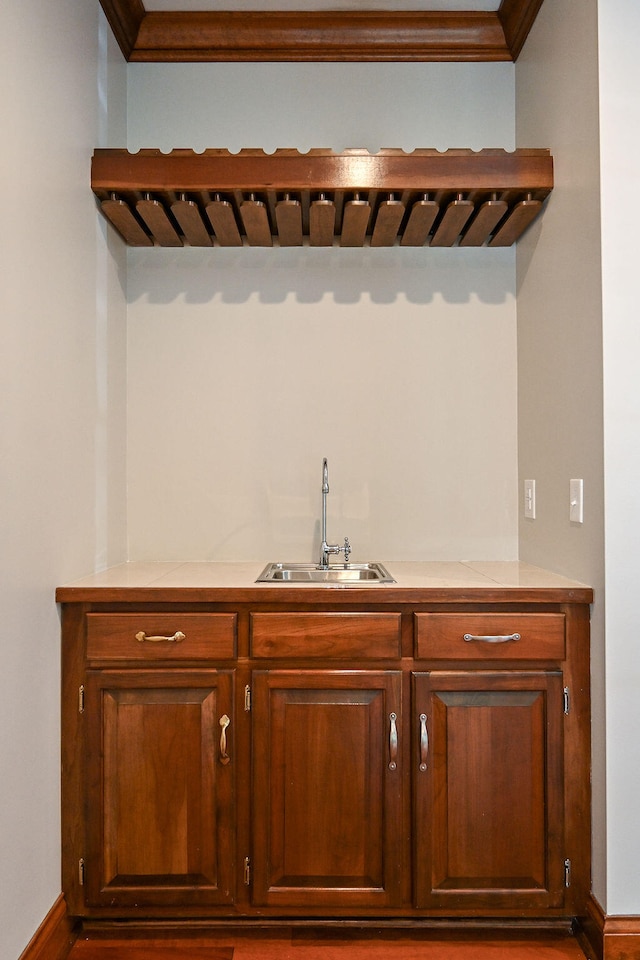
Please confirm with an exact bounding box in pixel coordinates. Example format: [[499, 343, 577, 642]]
[[319, 458, 351, 569]]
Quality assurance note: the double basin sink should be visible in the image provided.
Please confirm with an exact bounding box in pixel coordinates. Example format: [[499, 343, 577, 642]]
[[256, 562, 395, 584]]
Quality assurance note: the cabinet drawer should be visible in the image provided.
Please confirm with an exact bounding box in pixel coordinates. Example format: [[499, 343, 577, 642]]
[[414, 612, 565, 660], [250, 612, 402, 658], [86, 613, 237, 660]]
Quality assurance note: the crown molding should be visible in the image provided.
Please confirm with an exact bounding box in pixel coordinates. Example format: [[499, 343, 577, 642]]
[[100, 0, 145, 60], [498, 0, 545, 59], [99, 0, 545, 62]]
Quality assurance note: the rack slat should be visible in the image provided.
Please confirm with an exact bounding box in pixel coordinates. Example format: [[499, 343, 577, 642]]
[[431, 197, 474, 246], [341, 198, 371, 246], [371, 198, 406, 247], [170, 198, 213, 246], [136, 198, 182, 246], [206, 198, 243, 246], [400, 198, 439, 246], [459, 198, 508, 246], [489, 198, 542, 246], [309, 198, 336, 246], [240, 198, 273, 246], [101, 198, 153, 246], [275, 197, 303, 246]]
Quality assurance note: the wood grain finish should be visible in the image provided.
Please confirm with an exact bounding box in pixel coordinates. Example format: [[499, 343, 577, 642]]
[[60, 587, 590, 930], [17, 895, 76, 960], [99, 198, 153, 247], [98, 1, 546, 63], [92, 148, 554, 194], [430, 197, 474, 246], [459, 198, 509, 246], [98, 0, 144, 61], [136, 197, 182, 246], [91, 148, 553, 249], [499, 0, 546, 60], [133, 11, 507, 63], [601, 916, 640, 960], [170, 197, 213, 246], [309, 197, 336, 246], [489, 198, 543, 246], [250, 612, 401, 658], [84, 669, 235, 907], [577, 894, 640, 960], [87, 612, 237, 660], [275, 197, 303, 246], [413, 671, 565, 910], [415, 612, 565, 660], [205, 197, 243, 246], [251, 669, 403, 907], [239, 197, 273, 246], [400, 197, 440, 246], [66, 932, 589, 960]]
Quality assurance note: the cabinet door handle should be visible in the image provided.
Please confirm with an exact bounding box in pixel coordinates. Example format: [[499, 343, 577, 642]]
[[463, 632, 521, 644], [135, 630, 186, 643], [219, 714, 231, 765], [389, 712, 398, 770], [419, 714, 429, 771]]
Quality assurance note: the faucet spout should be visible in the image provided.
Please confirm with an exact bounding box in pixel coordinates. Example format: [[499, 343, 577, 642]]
[[319, 458, 350, 569]]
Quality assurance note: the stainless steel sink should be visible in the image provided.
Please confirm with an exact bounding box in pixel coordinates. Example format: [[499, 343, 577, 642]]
[[256, 562, 395, 584]]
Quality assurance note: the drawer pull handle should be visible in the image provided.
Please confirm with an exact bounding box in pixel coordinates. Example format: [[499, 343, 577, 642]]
[[389, 712, 398, 770], [219, 714, 231, 765], [463, 632, 521, 644], [419, 713, 429, 771], [135, 630, 186, 644]]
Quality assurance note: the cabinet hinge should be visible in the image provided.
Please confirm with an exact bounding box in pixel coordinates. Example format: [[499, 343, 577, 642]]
[[243, 856, 251, 885], [564, 857, 571, 887], [78, 858, 85, 886], [244, 684, 251, 712], [78, 685, 85, 714], [563, 686, 570, 716]]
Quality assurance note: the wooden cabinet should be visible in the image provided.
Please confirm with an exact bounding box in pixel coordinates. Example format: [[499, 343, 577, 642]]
[[84, 668, 235, 909], [413, 670, 565, 911], [251, 669, 403, 908], [59, 583, 591, 929]]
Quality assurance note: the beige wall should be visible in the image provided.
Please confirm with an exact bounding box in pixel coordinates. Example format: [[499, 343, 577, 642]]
[[0, 7, 127, 958], [125, 63, 520, 563], [598, 0, 640, 916], [515, 0, 606, 906]]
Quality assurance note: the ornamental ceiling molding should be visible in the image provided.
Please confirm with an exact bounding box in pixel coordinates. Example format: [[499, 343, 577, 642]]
[[99, 0, 545, 62]]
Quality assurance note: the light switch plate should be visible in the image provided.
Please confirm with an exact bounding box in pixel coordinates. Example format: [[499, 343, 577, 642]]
[[570, 478, 584, 523], [524, 479, 536, 519]]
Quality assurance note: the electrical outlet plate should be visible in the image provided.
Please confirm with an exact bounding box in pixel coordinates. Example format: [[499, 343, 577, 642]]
[[524, 479, 536, 519], [570, 478, 584, 523]]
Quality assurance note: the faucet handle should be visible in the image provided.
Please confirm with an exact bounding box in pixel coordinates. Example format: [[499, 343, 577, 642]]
[[343, 537, 351, 564]]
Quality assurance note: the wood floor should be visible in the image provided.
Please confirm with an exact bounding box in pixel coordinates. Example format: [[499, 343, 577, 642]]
[[68, 931, 592, 960]]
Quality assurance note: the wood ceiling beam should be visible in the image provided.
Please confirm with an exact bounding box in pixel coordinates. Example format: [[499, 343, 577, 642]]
[[99, 0, 544, 63]]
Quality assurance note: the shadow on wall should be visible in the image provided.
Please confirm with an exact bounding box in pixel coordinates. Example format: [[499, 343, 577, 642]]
[[126, 245, 516, 307]]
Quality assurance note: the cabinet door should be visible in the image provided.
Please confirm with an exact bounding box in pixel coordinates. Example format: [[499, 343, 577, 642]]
[[413, 671, 564, 911], [252, 670, 403, 908], [85, 669, 234, 908]]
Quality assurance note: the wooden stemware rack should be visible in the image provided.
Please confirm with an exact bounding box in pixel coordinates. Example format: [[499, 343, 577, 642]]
[[91, 148, 553, 249]]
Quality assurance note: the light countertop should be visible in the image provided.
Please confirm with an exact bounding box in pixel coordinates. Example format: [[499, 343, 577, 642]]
[[56, 561, 593, 604]]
